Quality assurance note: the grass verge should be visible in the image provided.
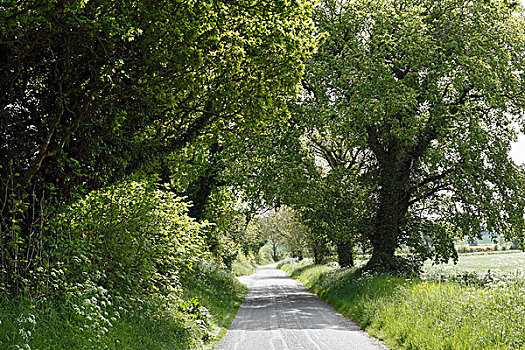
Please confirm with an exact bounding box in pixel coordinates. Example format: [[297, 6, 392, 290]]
[[231, 252, 257, 276], [182, 260, 248, 348], [0, 260, 247, 350], [0, 295, 202, 349], [280, 260, 525, 350], [232, 247, 278, 276]]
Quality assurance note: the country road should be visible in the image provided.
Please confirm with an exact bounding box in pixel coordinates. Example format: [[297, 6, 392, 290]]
[[215, 264, 389, 350]]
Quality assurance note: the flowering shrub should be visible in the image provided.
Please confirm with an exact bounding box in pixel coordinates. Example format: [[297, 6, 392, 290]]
[[1, 179, 211, 349], [49, 180, 205, 300]]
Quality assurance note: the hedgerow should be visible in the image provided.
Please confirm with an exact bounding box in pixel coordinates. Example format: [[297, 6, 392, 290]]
[[0, 179, 214, 349]]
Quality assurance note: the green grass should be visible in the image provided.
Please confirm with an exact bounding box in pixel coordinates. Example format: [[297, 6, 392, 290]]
[[0, 296, 197, 349], [231, 247, 278, 276], [0, 260, 247, 350], [231, 252, 257, 276], [231, 259, 256, 276], [281, 259, 525, 350], [182, 261, 248, 348]]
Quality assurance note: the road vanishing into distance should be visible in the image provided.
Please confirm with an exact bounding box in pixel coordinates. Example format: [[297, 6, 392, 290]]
[[215, 264, 389, 350]]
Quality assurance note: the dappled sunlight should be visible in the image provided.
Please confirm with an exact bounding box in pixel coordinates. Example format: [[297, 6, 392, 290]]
[[216, 265, 387, 349]]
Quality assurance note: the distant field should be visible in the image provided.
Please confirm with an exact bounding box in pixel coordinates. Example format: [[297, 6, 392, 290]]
[[424, 251, 525, 276]]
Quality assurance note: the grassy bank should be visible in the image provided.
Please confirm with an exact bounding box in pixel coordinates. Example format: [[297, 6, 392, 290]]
[[182, 261, 248, 348], [0, 260, 247, 350], [231, 245, 278, 277], [279, 259, 525, 350]]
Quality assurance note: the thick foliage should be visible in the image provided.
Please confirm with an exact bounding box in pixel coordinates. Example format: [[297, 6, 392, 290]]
[[45, 180, 204, 299], [309, 0, 525, 271], [0, 0, 316, 293], [0, 259, 247, 349], [0, 180, 217, 349], [233, 0, 525, 272]]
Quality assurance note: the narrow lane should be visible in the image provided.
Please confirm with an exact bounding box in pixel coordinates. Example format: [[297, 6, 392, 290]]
[[215, 264, 389, 350]]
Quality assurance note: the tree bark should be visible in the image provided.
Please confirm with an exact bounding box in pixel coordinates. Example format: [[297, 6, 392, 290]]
[[336, 237, 354, 267], [365, 149, 412, 272], [271, 240, 279, 261], [313, 245, 323, 265], [311, 233, 326, 265], [185, 142, 225, 221]]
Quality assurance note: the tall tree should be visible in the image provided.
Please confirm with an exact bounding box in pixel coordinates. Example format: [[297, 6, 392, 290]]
[[0, 0, 316, 293], [300, 0, 525, 272], [229, 0, 525, 273]]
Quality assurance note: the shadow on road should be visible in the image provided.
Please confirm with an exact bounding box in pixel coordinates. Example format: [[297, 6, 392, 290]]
[[229, 284, 361, 331]]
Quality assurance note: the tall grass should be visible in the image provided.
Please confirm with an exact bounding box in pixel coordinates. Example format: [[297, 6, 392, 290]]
[[281, 260, 525, 350], [182, 260, 248, 347], [231, 252, 258, 276], [0, 260, 247, 350], [0, 295, 197, 349]]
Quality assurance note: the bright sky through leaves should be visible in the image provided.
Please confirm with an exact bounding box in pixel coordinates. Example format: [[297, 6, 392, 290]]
[[513, 0, 525, 165], [511, 133, 525, 165]]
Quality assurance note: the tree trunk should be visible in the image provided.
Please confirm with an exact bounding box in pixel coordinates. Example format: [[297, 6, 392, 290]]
[[365, 162, 411, 273], [336, 237, 354, 267], [312, 237, 326, 265], [309, 229, 328, 265], [185, 142, 224, 221], [312, 245, 323, 265], [271, 241, 279, 261]]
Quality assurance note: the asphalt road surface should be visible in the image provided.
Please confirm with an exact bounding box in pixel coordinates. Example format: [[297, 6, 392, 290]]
[[215, 264, 389, 350]]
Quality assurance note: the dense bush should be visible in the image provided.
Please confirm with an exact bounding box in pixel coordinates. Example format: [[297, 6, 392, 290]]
[[45, 180, 205, 300], [0, 179, 214, 349]]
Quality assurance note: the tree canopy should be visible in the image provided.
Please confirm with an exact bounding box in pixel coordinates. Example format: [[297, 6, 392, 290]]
[[1, 0, 316, 188], [0, 0, 316, 293], [3, 0, 525, 291], [232, 0, 525, 272]]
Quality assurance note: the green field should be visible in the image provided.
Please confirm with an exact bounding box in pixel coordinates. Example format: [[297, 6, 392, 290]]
[[423, 251, 525, 277]]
